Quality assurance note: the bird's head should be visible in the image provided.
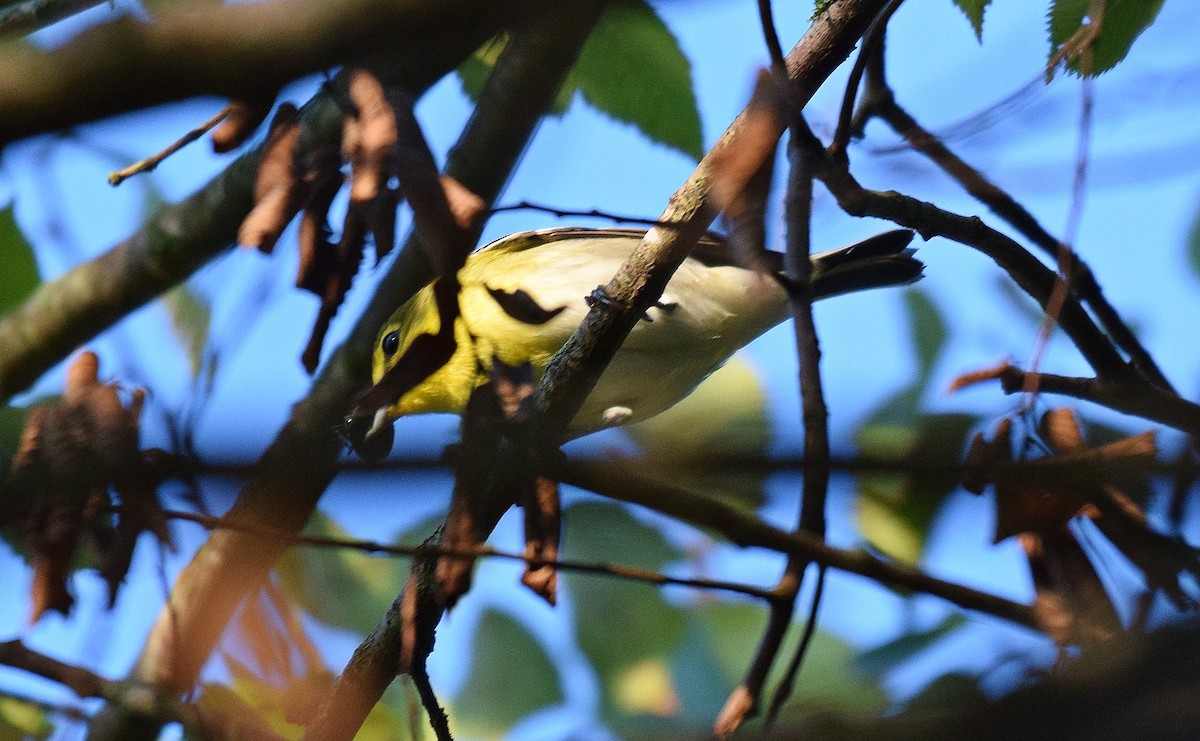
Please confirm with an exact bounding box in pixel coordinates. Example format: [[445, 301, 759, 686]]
[[343, 283, 474, 459]]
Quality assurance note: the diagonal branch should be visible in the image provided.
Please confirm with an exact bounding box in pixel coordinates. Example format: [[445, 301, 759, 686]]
[[533, 0, 893, 441]]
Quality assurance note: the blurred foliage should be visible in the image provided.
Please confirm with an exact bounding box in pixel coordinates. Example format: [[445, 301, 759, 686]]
[[625, 356, 771, 509], [0, 697, 52, 741], [855, 288, 980, 565], [0, 206, 38, 319], [453, 609, 563, 736], [459, 0, 703, 160], [162, 285, 212, 381], [276, 510, 409, 637]]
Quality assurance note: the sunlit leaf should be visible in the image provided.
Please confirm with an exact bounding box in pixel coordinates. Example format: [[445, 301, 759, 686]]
[[1048, 0, 1166, 75], [854, 613, 967, 675], [625, 356, 771, 507], [0, 696, 53, 741], [275, 510, 405, 636], [953, 0, 992, 40], [857, 386, 978, 564], [905, 288, 947, 384], [454, 609, 563, 735], [0, 205, 40, 318], [162, 284, 211, 379], [569, 0, 703, 160], [615, 658, 681, 717]]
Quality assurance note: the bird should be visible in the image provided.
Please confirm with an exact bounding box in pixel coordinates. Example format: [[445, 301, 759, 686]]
[[348, 226, 919, 457]]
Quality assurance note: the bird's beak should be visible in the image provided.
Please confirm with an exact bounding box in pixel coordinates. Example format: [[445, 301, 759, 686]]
[[343, 406, 395, 461]]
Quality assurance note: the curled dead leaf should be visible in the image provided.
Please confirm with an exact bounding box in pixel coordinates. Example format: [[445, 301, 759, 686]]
[[238, 103, 302, 253]]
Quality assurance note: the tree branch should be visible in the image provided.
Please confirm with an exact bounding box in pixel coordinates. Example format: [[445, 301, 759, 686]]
[[551, 458, 1039, 630], [788, 118, 1132, 380], [0, 0, 544, 145], [854, 43, 1171, 391], [0, 0, 107, 36], [534, 0, 893, 441]]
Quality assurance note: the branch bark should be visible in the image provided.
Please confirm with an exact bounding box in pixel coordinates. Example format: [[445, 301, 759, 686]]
[[0, 0, 537, 145]]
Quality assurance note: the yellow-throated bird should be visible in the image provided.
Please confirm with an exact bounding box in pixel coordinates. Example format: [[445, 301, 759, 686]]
[[350, 227, 919, 456]]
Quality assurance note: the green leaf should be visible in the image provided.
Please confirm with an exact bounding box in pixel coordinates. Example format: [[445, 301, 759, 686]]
[[856, 397, 978, 564], [854, 613, 967, 676], [0, 697, 53, 741], [456, 1, 703, 158], [1188, 198, 1200, 279], [953, 0, 992, 41], [686, 602, 888, 719], [1048, 0, 1165, 76], [453, 609, 563, 735], [457, 34, 508, 105], [568, 0, 703, 160], [162, 284, 212, 379], [0, 205, 40, 318], [562, 501, 686, 726], [904, 288, 947, 384], [624, 356, 771, 508], [903, 671, 987, 712], [275, 510, 406, 636]]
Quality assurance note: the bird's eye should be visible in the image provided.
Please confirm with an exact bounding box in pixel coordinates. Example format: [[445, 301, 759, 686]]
[[381, 331, 400, 357]]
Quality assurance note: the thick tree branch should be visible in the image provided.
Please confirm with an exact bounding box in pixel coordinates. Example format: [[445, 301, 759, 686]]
[[91, 8, 613, 741], [0, 0, 107, 36], [83, 9, 568, 741], [0, 0, 542, 145]]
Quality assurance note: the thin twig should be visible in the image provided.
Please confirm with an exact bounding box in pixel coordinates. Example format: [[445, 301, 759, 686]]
[[755, 0, 787, 74], [154, 505, 777, 601], [1023, 75, 1094, 404], [107, 105, 231, 186], [488, 200, 688, 229], [767, 563, 827, 722], [855, 43, 1171, 391], [827, 0, 904, 158]]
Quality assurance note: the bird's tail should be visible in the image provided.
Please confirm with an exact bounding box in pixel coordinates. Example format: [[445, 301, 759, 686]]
[[796, 229, 922, 299]]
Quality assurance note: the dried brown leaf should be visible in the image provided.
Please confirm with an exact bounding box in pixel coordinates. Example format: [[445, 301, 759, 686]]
[[211, 96, 276, 154], [521, 476, 560, 605], [439, 175, 486, 234], [1022, 530, 1120, 648], [238, 103, 302, 253], [344, 68, 397, 204], [963, 417, 1013, 494]]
